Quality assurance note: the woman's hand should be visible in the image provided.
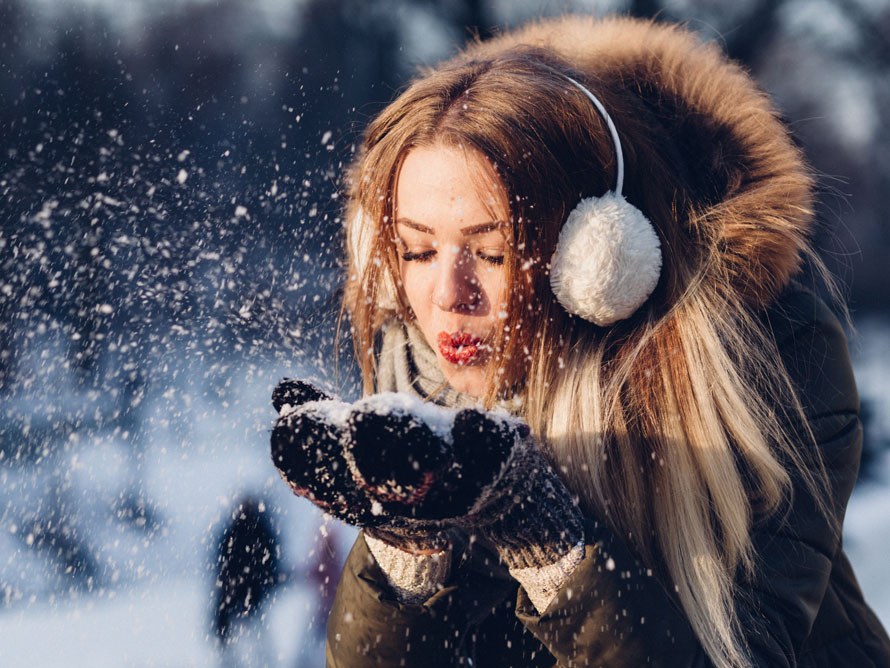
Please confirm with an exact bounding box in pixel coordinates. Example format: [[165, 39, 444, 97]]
[[271, 382, 583, 572], [345, 396, 585, 572], [270, 379, 450, 553], [345, 400, 524, 520], [271, 379, 379, 526]]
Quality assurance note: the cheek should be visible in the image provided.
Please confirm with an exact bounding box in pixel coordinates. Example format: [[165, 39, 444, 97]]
[[480, 266, 508, 309], [398, 262, 430, 313]]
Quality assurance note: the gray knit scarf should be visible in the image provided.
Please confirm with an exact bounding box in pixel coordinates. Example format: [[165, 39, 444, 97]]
[[375, 319, 484, 409]]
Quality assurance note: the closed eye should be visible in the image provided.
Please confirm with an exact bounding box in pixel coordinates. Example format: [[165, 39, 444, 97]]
[[477, 252, 504, 266], [400, 250, 436, 263]]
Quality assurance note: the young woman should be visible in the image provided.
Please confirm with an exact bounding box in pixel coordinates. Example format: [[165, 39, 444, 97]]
[[270, 15, 890, 667]]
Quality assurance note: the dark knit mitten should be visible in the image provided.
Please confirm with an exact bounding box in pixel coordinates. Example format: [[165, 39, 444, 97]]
[[271, 379, 373, 524], [272, 378, 334, 413], [346, 396, 585, 571], [270, 379, 447, 553]]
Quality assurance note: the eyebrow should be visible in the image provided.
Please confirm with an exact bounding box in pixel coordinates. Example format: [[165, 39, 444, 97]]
[[395, 218, 504, 236]]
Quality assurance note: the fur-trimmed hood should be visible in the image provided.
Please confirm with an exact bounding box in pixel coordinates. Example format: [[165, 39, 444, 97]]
[[454, 15, 814, 308]]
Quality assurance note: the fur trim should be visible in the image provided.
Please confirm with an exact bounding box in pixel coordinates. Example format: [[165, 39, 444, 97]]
[[550, 193, 662, 325], [461, 16, 814, 307]]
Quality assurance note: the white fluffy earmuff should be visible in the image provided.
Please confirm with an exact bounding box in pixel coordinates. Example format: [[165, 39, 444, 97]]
[[348, 206, 399, 310], [549, 77, 662, 326]]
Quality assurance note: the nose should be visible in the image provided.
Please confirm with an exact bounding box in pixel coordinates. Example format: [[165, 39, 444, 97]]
[[431, 245, 484, 314]]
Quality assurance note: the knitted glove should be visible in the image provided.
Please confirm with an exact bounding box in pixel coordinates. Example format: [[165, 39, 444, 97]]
[[346, 395, 585, 572], [270, 379, 448, 554]]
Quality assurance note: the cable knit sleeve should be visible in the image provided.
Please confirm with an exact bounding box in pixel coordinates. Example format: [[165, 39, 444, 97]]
[[508, 539, 585, 613], [364, 532, 452, 604]]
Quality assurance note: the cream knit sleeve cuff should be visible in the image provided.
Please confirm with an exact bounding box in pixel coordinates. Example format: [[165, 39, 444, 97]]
[[509, 540, 585, 614], [363, 532, 452, 604]]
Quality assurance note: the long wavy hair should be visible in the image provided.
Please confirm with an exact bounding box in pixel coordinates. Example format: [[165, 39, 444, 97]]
[[341, 16, 836, 668]]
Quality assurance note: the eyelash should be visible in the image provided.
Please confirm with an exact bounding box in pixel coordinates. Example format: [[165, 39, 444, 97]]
[[400, 251, 504, 266], [400, 250, 435, 263]]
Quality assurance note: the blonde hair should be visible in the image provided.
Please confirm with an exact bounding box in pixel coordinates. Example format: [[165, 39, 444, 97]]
[[341, 16, 836, 668]]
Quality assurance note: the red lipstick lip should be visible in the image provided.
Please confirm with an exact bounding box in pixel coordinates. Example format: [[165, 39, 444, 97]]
[[437, 331, 482, 365]]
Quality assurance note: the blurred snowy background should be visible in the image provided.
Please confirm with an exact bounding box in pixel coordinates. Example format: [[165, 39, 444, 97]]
[[1, 0, 888, 665]]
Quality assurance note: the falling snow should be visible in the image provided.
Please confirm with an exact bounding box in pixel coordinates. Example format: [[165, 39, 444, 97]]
[[1, 0, 889, 665]]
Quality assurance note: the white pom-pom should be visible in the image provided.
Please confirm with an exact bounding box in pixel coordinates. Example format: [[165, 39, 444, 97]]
[[550, 193, 662, 326]]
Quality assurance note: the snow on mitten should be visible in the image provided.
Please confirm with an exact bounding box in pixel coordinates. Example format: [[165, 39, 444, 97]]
[[342, 393, 454, 513], [270, 379, 448, 554], [346, 395, 585, 572]]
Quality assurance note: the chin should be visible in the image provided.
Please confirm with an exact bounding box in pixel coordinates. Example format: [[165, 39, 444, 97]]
[[440, 364, 487, 398]]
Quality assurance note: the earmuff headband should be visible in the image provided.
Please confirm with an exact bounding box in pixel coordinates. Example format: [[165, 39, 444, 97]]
[[548, 76, 663, 326], [564, 76, 625, 195]]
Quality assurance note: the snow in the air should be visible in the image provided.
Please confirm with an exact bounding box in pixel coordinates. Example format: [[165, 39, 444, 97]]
[[2, 0, 889, 665]]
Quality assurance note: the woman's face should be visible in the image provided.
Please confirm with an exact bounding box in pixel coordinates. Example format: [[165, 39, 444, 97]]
[[394, 143, 509, 398]]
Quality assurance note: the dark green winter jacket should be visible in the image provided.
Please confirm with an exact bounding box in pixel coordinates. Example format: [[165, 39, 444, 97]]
[[325, 287, 890, 667]]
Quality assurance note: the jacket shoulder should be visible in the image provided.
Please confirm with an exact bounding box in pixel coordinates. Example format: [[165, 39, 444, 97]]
[[761, 285, 858, 419]]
